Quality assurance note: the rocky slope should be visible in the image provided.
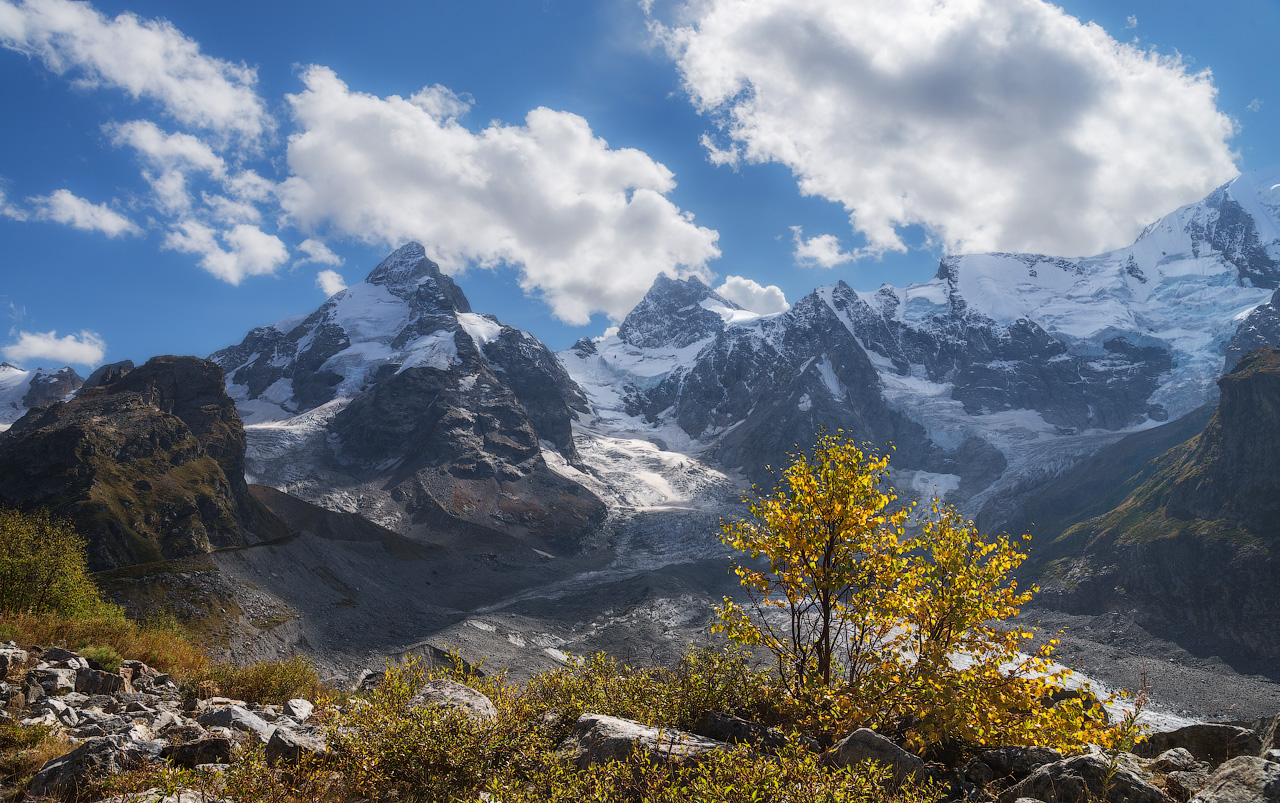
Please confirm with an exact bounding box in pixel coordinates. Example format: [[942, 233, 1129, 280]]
[[1021, 347, 1280, 663], [0, 362, 83, 429], [0, 356, 288, 570], [211, 243, 604, 553]]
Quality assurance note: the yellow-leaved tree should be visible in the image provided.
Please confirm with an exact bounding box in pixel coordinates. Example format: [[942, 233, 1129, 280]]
[[715, 434, 1114, 752]]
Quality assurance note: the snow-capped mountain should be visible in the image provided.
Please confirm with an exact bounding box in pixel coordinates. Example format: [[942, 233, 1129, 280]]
[[0, 362, 83, 430], [563, 167, 1280, 519], [211, 243, 604, 551]]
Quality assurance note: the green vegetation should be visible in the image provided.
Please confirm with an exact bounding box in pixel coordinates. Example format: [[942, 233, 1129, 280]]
[[0, 508, 110, 618], [190, 655, 322, 705], [0, 721, 71, 803], [716, 435, 1114, 752]]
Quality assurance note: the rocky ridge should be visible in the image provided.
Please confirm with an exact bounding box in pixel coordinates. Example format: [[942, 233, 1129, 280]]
[[211, 243, 604, 551], [0, 363, 83, 430], [0, 357, 288, 570]]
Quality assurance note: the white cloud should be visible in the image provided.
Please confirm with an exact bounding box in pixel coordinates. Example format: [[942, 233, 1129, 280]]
[[163, 220, 288, 284], [0, 187, 28, 221], [296, 238, 343, 267], [315, 269, 347, 296], [29, 189, 140, 237], [1125, 15, 1138, 29], [279, 66, 721, 324], [656, 0, 1239, 258], [791, 226, 854, 268], [0, 0, 270, 143], [1248, 98, 1263, 113], [3, 329, 105, 367], [715, 275, 789, 314]]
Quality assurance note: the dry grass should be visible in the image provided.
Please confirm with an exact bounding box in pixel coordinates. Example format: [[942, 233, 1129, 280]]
[[189, 655, 322, 705], [0, 611, 207, 681], [0, 721, 73, 802]]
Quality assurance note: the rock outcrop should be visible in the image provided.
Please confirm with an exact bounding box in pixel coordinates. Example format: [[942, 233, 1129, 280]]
[[0, 356, 289, 570]]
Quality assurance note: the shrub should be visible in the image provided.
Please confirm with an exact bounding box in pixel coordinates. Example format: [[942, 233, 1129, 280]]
[[192, 655, 321, 705], [77, 644, 123, 673], [715, 434, 1115, 752], [0, 508, 108, 618]]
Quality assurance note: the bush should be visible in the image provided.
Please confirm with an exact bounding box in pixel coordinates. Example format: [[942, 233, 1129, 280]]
[[715, 434, 1116, 752], [77, 644, 123, 673], [0, 508, 108, 618], [192, 655, 321, 705]]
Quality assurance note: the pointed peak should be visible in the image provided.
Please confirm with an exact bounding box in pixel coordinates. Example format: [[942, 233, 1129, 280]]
[[365, 242, 441, 288], [619, 272, 739, 349]]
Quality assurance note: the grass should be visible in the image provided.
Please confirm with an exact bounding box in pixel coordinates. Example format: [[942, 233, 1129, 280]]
[[187, 655, 322, 706], [0, 610, 207, 680], [0, 721, 72, 803]]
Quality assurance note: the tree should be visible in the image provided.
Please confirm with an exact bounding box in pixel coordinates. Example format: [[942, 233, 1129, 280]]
[[715, 435, 1112, 750], [0, 508, 103, 616]]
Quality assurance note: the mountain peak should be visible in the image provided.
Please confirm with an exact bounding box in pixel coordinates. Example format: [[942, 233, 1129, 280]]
[[617, 272, 740, 350], [365, 242, 437, 287]]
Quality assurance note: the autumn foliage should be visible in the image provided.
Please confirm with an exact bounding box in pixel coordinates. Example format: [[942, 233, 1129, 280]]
[[715, 435, 1114, 752]]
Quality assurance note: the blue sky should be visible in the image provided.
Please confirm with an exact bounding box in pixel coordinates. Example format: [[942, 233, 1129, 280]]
[[1, 0, 1277, 369]]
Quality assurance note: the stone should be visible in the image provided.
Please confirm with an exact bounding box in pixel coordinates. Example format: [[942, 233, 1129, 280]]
[[76, 667, 125, 696], [1191, 756, 1280, 803], [283, 698, 314, 723], [197, 705, 276, 744], [28, 736, 149, 799], [83, 694, 120, 712], [407, 679, 497, 723], [1166, 770, 1210, 802], [693, 711, 803, 751], [981, 745, 1065, 779], [823, 728, 929, 785], [964, 758, 996, 785], [161, 737, 233, 768], [1139, 724, 1263, 765], [265, 726, 329, 765], [0, 645, 29, 676], [42, 647, 80, 663], [998, 753, 1166, 803], [96, 788, 225, 803], [28, 667, 77, 695], [1152, 748, 1201, 774], [559, 713, 726, 770]]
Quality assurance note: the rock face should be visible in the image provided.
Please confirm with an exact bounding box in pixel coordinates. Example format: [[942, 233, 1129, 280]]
[[1025, 347, 1280, 662], [822, 728, 929, 784], [998, 753, 1167, 803], [211, 243, 603, 551], [1193, 756, 1280, 803], [0, 356, 289, 570], [0, 362, 83, 428]]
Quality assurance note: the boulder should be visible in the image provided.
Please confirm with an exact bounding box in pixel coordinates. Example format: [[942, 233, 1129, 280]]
[[76, 667, 125, 696], [197, 705, 275, 743], [1191, 756, 1280, 803], [28, 736, 148, 799], [28, 667, 77, 695], [693, 711, 807, 751], [161, 737, 233, 768], [559, 713, 726, 770], [1139, 724, 1263, 765], [0, 644, 29, 676], [265, 726, 329, 765], [407, 679, 497, 723], [1152, 748, 1201, 774], [823, 728, 928, 785], [981, 745, 1065, 779], [999, 753, 1166, 803], [283, 698, 314, 723]]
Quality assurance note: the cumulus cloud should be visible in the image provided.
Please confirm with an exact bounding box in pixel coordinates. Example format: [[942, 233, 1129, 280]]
[[0, 187, 28, 221], [29, 189, 140, 237], [315, 269, 347, 296], [163, 220, 288, 284], [279, 66, 721, 324], [296, 238, 343, 267], [0, 0, 270, 143], [791, 226, 854, 267], [715, 275, 789, 314], [3, 329, 106, 367], [657, 0, 1239, 258]]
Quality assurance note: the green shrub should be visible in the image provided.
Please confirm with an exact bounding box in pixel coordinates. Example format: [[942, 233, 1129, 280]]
[[0, 508, 109, 618], [193, 655, 321, 705], [77, 644, 123, 673]]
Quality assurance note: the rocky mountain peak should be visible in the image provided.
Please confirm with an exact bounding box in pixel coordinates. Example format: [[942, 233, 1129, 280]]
[[617, 273, 741, 350], [363, 242, 472, 311]]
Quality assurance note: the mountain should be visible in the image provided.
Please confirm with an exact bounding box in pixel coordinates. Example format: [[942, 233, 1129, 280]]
[[564, 168, 1280, 512], [0, 356, 288, 570], [0, 362, 83, 429], [211, 243, 605, 552], [1020, 346, 1280, 663]]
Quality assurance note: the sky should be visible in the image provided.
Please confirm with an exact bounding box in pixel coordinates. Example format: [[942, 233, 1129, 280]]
[[1, 0, 1277, 370]]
